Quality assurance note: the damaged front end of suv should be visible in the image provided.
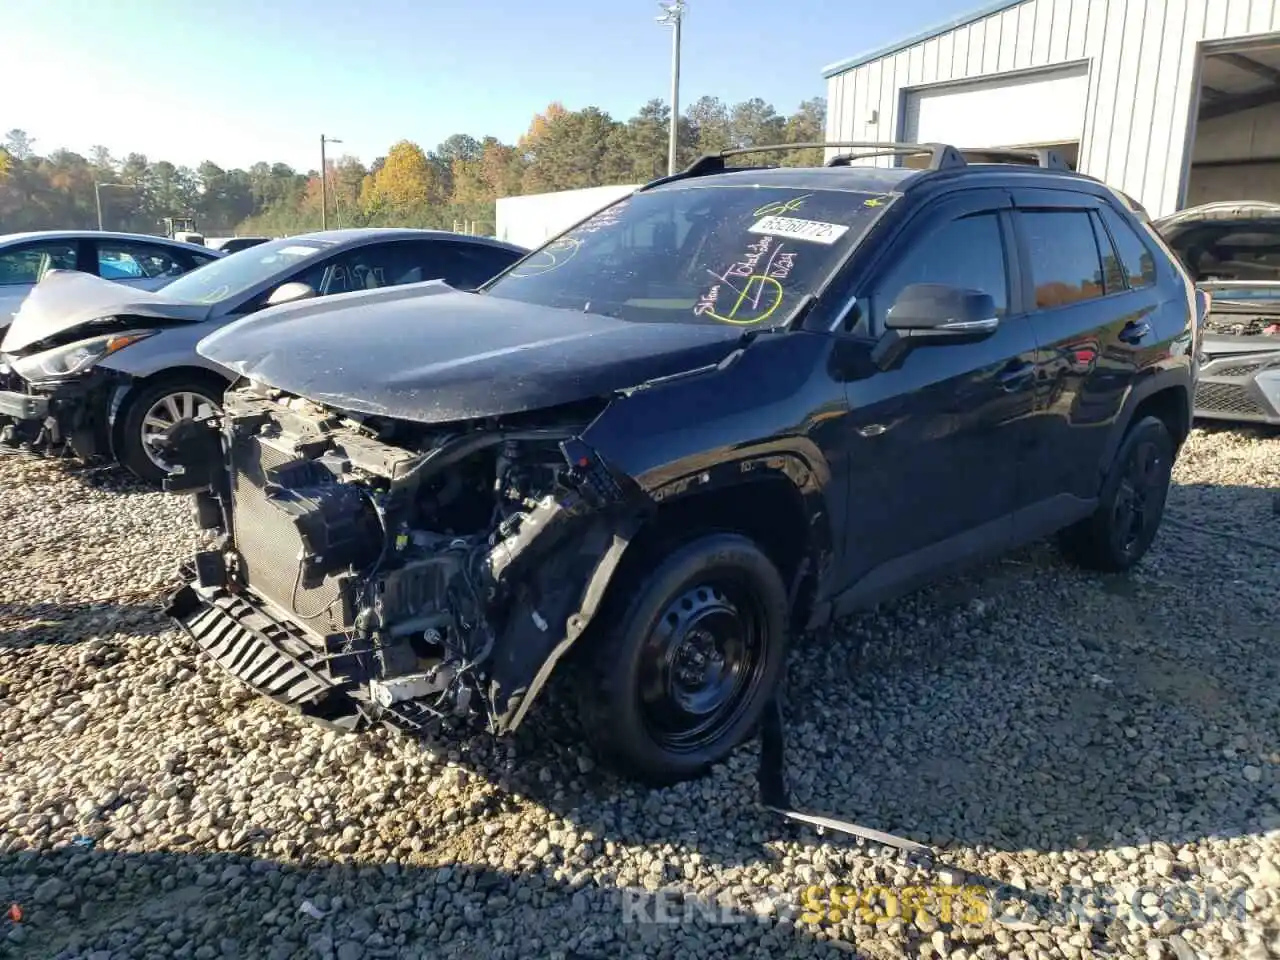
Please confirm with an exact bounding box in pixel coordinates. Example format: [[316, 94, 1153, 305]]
[[162, 380, 652, 738], [159, 167, 905, 784]]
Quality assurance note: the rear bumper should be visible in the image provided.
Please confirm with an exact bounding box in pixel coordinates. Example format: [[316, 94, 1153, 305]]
[[1193, 343, 1280, 425]]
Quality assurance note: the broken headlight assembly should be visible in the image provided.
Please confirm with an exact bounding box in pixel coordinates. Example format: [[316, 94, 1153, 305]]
[[9, 329, 157, 381]]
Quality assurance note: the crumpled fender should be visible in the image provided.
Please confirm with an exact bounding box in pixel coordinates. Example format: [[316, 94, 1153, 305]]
[[488, 514, 641, 733]]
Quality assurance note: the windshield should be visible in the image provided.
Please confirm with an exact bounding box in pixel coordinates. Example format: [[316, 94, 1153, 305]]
[[483, 183, 896, 326], [160, 236, 336, 305]]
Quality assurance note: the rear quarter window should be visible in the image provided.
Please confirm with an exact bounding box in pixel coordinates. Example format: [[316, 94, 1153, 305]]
[[1099, 206, 1158, 289]]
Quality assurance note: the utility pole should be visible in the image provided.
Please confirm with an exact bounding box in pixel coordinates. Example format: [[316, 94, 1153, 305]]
[[94, 182, 134, 231], [657, 1, 686, 176], [319, 134, 342, 230]]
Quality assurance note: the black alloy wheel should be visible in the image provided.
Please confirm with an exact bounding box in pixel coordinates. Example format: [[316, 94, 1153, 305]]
[[1059, 415, 1174, 572]]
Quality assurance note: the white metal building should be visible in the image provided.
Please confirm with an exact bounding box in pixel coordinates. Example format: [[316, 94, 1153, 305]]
[[822, 0, 1280, 217], [495, 183, 640, 249]]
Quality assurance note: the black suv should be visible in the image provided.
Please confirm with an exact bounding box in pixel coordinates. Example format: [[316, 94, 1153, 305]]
[[161, 142, 1201, 785]]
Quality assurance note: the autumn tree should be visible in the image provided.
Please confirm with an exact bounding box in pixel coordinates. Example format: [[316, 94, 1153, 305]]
[[361, 139, 440, 222], [0, 95, 831, 236]]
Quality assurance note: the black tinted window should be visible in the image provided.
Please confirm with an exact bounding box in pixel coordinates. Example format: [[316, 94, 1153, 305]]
[[1099, 207, 1157, 288], [873, 212, 1008, 326], [293, 242, 439, 295], [1021, 210, 1106, 309], [406, 242, 523, 290]]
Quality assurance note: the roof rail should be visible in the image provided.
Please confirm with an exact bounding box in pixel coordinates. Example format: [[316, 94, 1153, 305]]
[[658, 141, 1070, 186]]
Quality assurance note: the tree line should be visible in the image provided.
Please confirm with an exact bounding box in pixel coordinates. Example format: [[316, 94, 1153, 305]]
[[0, 96, 825, 239]]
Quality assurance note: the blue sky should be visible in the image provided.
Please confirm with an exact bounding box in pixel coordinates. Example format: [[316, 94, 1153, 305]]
[[4, 0, 975, 171]]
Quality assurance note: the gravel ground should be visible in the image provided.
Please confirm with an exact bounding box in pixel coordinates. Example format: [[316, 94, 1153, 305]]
[[0, 425, 1278, 960]]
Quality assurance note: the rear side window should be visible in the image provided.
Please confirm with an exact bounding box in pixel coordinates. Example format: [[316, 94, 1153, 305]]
[[98, 241, 187, 280], [432, 244, 524, 290], [873, 212, 1009, 326], [0, 241, 78, 285], [1020, 210, 1106, 309], [1099, 206, 1157, 289]]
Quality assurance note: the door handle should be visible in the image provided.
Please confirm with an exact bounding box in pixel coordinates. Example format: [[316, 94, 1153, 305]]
[[1119, 320, 1151, 345], [997, 361, 1036, 392]]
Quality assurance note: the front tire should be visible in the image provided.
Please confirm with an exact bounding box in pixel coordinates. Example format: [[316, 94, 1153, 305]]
[[117, 375, 226, 484], [576, 532, 789, 785], [1059, 415, 1175, 572]]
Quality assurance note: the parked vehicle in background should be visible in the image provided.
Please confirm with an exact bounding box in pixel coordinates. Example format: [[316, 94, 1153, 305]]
[[162, 217, 205, 247], [0, 230, 221, 334], [0, 228, 528, 481], [206, 236, 272, 254], [1153, 201, 1280, 425], [158, 142, 1201, 786]]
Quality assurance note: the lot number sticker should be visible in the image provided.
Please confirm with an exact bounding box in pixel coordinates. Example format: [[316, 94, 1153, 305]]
[[747, 215, 850, 245]]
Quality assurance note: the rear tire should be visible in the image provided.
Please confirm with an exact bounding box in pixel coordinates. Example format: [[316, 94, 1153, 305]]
[[117, 374, 226, 484], [576, 532, 789, 786], [1059, 415, 1174, 572]]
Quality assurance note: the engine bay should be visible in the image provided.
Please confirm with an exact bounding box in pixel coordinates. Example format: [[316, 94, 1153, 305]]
[[178, 380, 630, 731]]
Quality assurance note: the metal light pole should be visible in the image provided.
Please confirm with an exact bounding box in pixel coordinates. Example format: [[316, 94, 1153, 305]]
[[94, 182, 134, 231], [319, 134, 343, 230], [657, 1, 686, 176]]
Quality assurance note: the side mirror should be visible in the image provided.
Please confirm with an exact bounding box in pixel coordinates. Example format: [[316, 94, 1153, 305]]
[[873, 283, 999, 371], [265, 281, 317, 307], [885, 283, 999, 334]]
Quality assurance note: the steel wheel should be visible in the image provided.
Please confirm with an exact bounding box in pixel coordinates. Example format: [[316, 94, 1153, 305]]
[[637, 577, 770, 754], [139, 390, 219, 472]]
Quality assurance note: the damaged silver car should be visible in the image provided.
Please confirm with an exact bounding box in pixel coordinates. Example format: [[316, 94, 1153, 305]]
[[1154, 201, 1280, 425]]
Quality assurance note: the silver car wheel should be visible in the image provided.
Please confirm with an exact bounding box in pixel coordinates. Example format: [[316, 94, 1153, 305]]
[[139, 390, 219, 471]]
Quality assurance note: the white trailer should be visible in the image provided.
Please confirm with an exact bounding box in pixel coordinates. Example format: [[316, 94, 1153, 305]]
[[496, 184, 640, 250]]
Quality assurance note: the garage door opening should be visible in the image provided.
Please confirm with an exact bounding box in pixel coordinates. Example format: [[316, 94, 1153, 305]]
[[1186, 37, 1280, 207], [900, 140, 1079, 171], [899, 64, 1088, 170]]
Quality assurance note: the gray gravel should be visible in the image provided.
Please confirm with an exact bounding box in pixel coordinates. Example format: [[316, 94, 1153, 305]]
[[1, 425, 1278, 960]]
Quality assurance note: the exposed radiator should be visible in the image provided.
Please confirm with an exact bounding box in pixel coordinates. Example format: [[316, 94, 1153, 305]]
[[229, 433, 355, 636]]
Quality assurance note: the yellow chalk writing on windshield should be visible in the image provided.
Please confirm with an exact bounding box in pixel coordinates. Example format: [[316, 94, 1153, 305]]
[[699, 275, 784, 325], [753, 194, 812, 218], [509, 237, 581, 278]]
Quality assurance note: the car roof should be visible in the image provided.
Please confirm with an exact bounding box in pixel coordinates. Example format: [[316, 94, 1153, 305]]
[[0, 229, 220, 254], [287, 227, 527, 254]]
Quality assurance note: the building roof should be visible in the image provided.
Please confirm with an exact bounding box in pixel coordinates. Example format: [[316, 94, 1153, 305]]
[[821, 0, 1026, 78]]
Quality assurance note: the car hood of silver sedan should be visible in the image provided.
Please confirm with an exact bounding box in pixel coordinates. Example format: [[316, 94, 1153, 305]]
[[0, 270, 212, 355]]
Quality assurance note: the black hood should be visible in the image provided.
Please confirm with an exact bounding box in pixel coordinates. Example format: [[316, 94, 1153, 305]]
[[196, 284, 747, 423]]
